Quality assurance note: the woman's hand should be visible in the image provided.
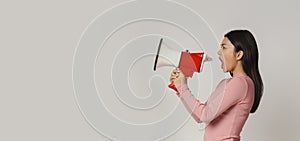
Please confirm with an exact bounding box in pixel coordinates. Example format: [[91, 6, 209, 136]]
[[170, 68, 187, 88]]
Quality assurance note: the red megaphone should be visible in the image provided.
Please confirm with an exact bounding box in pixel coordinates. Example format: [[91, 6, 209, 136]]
[[153, 38, 210, 92]]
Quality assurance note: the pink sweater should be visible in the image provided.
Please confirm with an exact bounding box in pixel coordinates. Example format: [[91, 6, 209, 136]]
[[176, 76, 254, 141]]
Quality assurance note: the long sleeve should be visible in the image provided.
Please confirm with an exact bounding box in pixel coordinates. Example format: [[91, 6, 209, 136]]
[[176, 77, 249, 124]]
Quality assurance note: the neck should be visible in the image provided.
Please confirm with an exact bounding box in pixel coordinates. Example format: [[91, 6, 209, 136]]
[[232, 61, 247, 77]]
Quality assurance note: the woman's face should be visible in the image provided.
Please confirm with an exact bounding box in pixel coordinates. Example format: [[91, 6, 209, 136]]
[[218, 37, 239, 72]]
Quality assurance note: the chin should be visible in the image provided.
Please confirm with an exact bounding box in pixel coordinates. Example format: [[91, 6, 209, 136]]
[[221, 66, 227, 72], [222, 68, 230, 73]]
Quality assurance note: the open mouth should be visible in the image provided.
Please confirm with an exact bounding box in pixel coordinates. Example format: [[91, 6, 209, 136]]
[[219, 57, 223, 69]]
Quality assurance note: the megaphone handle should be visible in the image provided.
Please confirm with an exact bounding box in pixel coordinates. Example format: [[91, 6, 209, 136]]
[[168, 82, 178, 92]]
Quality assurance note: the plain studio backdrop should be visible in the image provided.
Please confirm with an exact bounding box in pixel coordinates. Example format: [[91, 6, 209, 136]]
[[1, 0, 299, 141]]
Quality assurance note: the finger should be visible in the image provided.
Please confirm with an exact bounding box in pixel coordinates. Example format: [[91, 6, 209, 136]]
[[171, 73, 180, 77], [172, 70, 178, 74], [170, 76, 177, 81], [170, 79, 174, 82], [170, 77, 178, 81], [170, 78, 176, 82], [171, 73, 179, 78], [171, 74, 176, 78], [172, 71, 180, 75], [170, 76, 177, 79]]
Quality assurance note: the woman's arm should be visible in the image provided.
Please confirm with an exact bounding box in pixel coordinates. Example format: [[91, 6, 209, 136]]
[[176, 77, 248, 123]]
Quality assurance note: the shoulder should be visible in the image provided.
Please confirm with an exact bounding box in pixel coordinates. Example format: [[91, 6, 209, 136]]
[[228, 76, 249, 85], [225, 76, 250, 92], [216, 76, 251, 91], [218, 76, 247, 86]]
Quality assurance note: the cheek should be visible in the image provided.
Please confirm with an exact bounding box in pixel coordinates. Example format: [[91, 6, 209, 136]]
[[223, 53, 236, 70]]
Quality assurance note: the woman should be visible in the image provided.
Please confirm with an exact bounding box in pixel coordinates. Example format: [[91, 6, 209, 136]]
[[170, 30, 263, 141]]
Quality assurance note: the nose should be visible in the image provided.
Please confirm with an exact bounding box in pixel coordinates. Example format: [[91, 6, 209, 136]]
[[217, 49, 221, 56]]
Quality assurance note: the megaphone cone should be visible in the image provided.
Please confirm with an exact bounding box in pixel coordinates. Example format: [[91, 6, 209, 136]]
[[153, 38, 181, 71]]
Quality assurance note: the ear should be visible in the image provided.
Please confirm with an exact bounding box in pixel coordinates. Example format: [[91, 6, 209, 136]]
[[236, 50, 244, 60]]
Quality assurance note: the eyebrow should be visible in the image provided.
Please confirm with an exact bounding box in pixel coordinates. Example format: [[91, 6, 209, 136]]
[[220, 43, 227, 46]]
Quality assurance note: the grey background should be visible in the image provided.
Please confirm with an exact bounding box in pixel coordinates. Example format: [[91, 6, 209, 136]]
[[1, 0, 300, 141]]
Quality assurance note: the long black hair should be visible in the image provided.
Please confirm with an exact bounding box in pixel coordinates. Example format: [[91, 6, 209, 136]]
[[225, 30, 264, 113]]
